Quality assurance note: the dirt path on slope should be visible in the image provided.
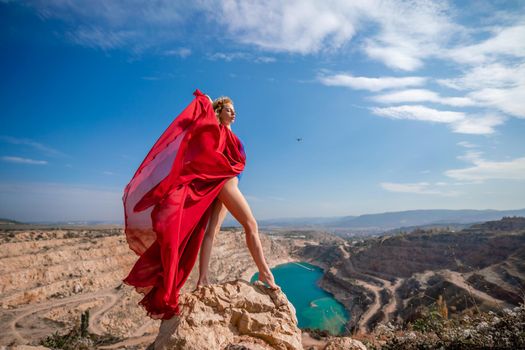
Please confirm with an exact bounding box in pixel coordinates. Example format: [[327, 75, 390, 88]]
[[444, 270, 508, 307], [3, 288, 122, 346], [98, 334, 156, 350], [88, 292, 120, 335], [414, 269, 511, 307], [352, 279, 382, 333], [384, 279, 403, 322], [351, 275, 403, 333]]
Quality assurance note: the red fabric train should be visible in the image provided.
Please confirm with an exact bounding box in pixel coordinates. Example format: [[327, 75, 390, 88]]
[[122, 89, 245, 319]]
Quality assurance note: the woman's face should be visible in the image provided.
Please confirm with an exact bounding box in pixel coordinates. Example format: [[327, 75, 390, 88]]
[[219, 103, 236, 126]]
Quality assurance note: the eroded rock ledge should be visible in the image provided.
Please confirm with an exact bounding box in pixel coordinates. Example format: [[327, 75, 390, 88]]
[[149, 279, 366, 350]]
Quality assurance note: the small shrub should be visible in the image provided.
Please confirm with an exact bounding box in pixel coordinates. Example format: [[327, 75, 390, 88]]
[[372, 302, 525, 349], [40, 310, 121, 350]]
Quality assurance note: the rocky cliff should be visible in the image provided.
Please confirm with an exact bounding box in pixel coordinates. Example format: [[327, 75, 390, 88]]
[[151, 279, 301, 350], [2, 217, 524, 349], [294, 217, 525, 334]]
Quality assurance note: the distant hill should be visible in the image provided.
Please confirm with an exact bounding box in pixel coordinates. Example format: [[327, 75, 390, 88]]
[[331, 209, 525, 229], [469, 215, 525, 231], [6, 208, 525, 234], [0, 218, 23, 225], [23, 220, 123, 226], [223, 208, 525, 235], [257, 216, 355, 228], [223, 216, 356, 228], [0, 218, 123, 230]]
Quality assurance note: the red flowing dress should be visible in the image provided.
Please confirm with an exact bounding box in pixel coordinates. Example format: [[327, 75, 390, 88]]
[[122, 90, 245, 319]]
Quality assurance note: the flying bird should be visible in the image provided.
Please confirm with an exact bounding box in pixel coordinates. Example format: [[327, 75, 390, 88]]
[[296, 138, 303, 142]]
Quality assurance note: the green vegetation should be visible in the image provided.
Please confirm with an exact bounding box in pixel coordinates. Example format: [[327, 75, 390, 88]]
[[40, 310, 121, 350], [370, 301, 525, 349]]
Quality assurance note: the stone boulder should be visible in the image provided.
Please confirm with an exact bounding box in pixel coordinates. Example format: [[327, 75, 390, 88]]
[[151, 279, 303, 350], [324, 337, 367, 350]]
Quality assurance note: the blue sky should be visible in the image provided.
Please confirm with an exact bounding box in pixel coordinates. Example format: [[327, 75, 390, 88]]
[[1, 0, 524, 222]]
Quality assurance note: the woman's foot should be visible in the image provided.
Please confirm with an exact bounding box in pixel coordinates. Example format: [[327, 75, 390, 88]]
[[258, 270, 280, 290], [194, 276, 210, 291]]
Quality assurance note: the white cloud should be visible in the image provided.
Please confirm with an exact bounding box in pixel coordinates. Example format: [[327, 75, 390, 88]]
[[469, 86, 525, 119], [32, 0, 186, 26], [363, 42, 424, 72], [207, 52, 276, 63], [164, 47, 191, 58], [66, 26, 139, 50], [29, 0, 357, 54], [447, 24, 525, 64], [438, 63, 525, 119], [437, 63, 525, 90], [371, 105, 465, 123], [22, 1, 522, 75], [255, 56, 276, 63], [382, 153, 525, 198], [457, 141, 478, 148], [318, 74, 426, 91], [208, 52, 248, 61], [457, 150, 483, 163], [380, 182, 459, 196], [0, 135, 65, 157], [361, 1, 457, 71], [220, 0, 456, 69], [24, 0, 456, 70], [451, 114, 505, 135], [1, 156, 48, 165], [218, 0, 357, 54], [16, 1, 525, 129], [371, 105, 504, 134], [372, 89, 475, 107], [27, 0, 193, 51], [445, 156, 525, 182]]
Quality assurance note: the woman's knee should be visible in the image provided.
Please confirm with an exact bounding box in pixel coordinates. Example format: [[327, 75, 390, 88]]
[[243, 216, 258, 235], [223, 176, 239, 190]]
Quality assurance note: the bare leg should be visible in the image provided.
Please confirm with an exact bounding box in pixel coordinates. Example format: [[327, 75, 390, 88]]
[[218, 177, 280, 290], [196, 198, 228, 288]]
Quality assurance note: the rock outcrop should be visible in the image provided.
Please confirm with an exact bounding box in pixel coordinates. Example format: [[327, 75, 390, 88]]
[[150, 279, 303, 350], [149, 279, 367, 350], [323, 337, 367, 350]]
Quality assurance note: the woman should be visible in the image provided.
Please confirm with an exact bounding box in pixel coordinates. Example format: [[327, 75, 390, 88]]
[[122, 90, 279, 320], [195, 96, 279, 290]]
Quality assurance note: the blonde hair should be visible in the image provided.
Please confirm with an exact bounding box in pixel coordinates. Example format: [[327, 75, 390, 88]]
[[212, 96, 234, 122]]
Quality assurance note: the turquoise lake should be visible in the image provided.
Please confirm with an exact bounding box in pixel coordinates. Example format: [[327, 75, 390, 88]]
[[250, 261, 349, 335]]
